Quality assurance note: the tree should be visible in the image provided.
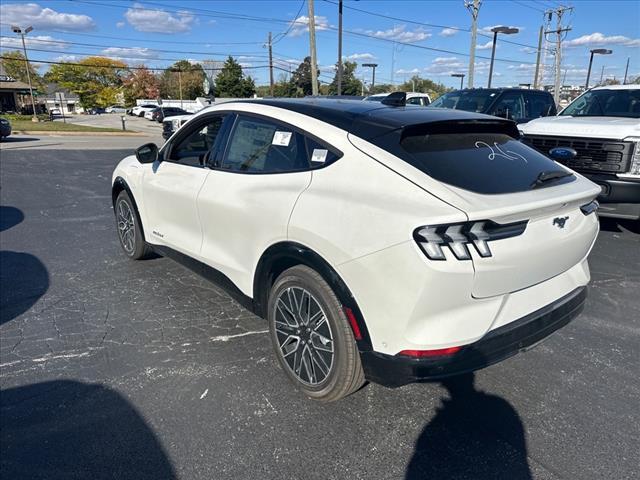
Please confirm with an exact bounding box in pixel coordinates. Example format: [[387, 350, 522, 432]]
[[0, 50, 45, 90], [399, 75, 450, 100], [45, 56, 128, 107], [291, 56, 319, 96], [122, 67, 160, 106], [274, 74, 298, 97], [159, 60, 205, 100], [368, 83, 392, 95], [328, 61, 362, 96], [213, 56, 255, 98]]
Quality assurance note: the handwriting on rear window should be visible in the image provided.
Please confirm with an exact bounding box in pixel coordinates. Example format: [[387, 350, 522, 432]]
[[474, 141, 528, 164]]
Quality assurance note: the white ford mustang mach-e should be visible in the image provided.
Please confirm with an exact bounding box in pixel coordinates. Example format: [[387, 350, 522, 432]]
[[112, 94, 600, 401]]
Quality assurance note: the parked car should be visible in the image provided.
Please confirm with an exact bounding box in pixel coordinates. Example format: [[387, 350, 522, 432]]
[[364, 92, 431, 106], [112, 95, 600, 401], [131, 104, 158, 117], [520, 84, 640, 220], [88, 107, 106, 115], [0, 117, 11, 140], [105, 105, 127, 113], [162, 113, 194, 140], [49, 108, 62, 116], [429, 88, 556, 124], [151, 107, 190, 122]]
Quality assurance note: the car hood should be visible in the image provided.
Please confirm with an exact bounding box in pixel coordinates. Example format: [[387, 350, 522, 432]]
[[520, 115, 640, 139]]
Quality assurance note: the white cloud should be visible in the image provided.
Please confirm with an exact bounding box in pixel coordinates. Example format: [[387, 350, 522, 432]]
[[319, 64, 336, 73], [288, 15, 330, 37], [124, 3, 195, 33], [363, 25, 431, 43], [396, 68, 421, 75], [424, 56, 466, 75], [519, 47, 537, 54], [101, 47, 160, 60], [0, 3, 95, 31], [239, 62, 252, 68], [439, 28, 458, 37], [0, 35, 67, 49], [565, 32, 640, 48], [116, 21, 125, 29], [53, 54, 79, 63], [476, 40, 495, 50], [344, 53, 375, 61]]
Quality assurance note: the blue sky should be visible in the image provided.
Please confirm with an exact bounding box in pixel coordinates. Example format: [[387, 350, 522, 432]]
[[1, 0, 639, 89]]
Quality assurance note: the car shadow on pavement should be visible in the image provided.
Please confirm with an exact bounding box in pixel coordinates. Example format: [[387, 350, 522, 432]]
[[405, 372, 532, 480], [0, 136, 41, 143], [1, 380, 177, 480], [598, 217, 640, 234], [0, 206, 49, 325]]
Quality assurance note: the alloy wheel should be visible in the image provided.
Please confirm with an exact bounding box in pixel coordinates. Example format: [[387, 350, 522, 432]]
[[117, 199, 135, 254]]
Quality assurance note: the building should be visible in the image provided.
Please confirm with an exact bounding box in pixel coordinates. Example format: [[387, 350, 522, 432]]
[[42, 84, 83, 114], [0, 63, 34, 113]]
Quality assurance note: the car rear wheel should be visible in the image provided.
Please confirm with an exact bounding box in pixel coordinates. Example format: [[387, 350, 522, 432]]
[[267, 265, 365, 401], [114, 191, 153, 260]]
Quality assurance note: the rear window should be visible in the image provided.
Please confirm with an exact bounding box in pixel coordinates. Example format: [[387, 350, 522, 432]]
[[373, 123, 574, 194]]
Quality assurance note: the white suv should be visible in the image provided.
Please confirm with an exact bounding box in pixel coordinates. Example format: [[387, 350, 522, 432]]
[[112, 94, 600, 401], [365, 92, 431, 106]]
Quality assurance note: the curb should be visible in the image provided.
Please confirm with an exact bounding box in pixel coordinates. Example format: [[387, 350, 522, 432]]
[[13, 130, 146, 136]]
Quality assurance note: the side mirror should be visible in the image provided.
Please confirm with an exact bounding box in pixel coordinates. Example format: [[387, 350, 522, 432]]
[[135, 143, 159, 164]]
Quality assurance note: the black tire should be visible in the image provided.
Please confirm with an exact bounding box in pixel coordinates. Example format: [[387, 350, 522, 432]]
[[138, 112, 144, 117], [114, 190, 153, 260], [268, 265, 365, 402]]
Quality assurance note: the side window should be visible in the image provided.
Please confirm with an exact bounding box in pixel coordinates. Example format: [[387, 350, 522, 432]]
[[525, 93, 554, 119], [407, 97, 422, 106], [491, 92, 526, 121], [222, 116, 309, 173], [169, 115, 225, 167], [305, 137, 340, 168]]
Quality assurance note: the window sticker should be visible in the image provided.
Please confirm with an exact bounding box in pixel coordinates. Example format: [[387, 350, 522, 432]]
[[311, 148, 329, 163], [272, 131, 292, 146]]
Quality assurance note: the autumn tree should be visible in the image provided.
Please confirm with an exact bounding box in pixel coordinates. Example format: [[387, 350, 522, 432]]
[[214, 56, 256, 98], [159, 60, 205, 100], [45, 56, 128, 107], [122, 66, 160, 105], [0, 50, 45, 90], [328, 61, 362, 96]]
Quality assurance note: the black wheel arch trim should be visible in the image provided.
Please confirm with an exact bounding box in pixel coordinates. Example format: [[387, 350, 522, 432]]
[[253, 241, 373, 351]]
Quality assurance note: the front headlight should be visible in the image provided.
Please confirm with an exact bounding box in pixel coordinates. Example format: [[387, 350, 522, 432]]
[[620, 137, 640, 178]]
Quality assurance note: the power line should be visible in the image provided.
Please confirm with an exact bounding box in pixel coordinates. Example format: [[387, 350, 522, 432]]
[[511, 0, 546, 13], [272, 0, 306, 44]]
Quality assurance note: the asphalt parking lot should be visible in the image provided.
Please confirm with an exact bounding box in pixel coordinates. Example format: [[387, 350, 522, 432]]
[[1, 138, 639, 480]]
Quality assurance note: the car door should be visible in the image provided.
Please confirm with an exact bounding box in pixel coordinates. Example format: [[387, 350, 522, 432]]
[[197, 113, 317, 295], [142, 113, 229, 256]]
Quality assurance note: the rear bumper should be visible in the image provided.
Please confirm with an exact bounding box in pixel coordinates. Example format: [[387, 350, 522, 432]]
[[586, 173, 640, 220], [360, 286, 587, 388]]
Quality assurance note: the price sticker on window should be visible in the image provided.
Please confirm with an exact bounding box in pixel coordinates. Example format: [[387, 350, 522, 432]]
[[311, 148, 328, 163], [272, 131, 292, 146]]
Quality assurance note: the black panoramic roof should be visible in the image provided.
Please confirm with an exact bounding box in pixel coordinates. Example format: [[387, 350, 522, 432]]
[[231, 98, 510, 139]]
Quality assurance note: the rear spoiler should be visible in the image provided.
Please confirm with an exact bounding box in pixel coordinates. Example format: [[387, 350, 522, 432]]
[[400, 119, 520, 140]]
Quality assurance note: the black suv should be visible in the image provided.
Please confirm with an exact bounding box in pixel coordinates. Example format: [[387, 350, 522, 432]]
[[429, 88, 556, 124]]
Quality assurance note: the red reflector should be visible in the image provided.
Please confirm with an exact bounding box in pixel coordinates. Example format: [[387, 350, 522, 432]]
[[343, 307, 363, 341], [398, 346, 463, 358]]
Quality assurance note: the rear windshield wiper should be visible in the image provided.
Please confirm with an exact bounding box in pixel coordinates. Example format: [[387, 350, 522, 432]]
[[530, 170, 573, 189]]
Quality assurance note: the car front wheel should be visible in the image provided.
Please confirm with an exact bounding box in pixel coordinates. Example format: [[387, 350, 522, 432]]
[[114, 191, 153, 260], [267, 265, 365, 401]]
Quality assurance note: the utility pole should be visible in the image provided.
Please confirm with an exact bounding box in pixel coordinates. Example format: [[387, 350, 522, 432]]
[[337, 0, 343, 95], [623, 57, 629, 84], [307, 0, 319, 96], [465, 0, 481, 88], [533, 25, 544, 89], [545, 5, 572, 106], [268, 32, 274, 96], [58, 91, 66, 123]]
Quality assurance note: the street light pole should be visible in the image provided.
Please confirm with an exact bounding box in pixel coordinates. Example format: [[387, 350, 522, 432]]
[[488, 26, 519, 88], [585, 48, 612, 90], [362, 63, 378, 91], [12, 25, 38, 122], [451, 73, 465, 89]]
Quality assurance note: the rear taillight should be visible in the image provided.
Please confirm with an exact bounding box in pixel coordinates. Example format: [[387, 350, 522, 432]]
[[398, 346, 464, 358], [414, 220, 527, 261]]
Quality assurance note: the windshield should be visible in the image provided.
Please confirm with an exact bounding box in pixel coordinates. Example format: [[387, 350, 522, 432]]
[[560, 89, 640, 118], [429, 90, 498, 113]]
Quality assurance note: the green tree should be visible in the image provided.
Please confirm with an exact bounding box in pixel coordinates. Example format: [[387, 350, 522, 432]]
[[272, 73, 297, 97], [122, 66, 160, 106], [45, 56, 128, 107], [291, 56, 319, 96], [328, 61, 362, 96], [368, 83, 392, 95], [213, 56, 256, 98], [398, 75, 450, 100], [159, 60, 205, 100], [0, 50, 45, 90]]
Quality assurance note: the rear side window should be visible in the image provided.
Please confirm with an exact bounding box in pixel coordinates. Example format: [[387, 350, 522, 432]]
[[525, 93, 555, 118], [373, 123, 573, 194]]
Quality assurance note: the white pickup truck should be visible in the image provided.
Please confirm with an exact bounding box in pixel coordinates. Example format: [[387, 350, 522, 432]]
[[520, 85, 640, 220]]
